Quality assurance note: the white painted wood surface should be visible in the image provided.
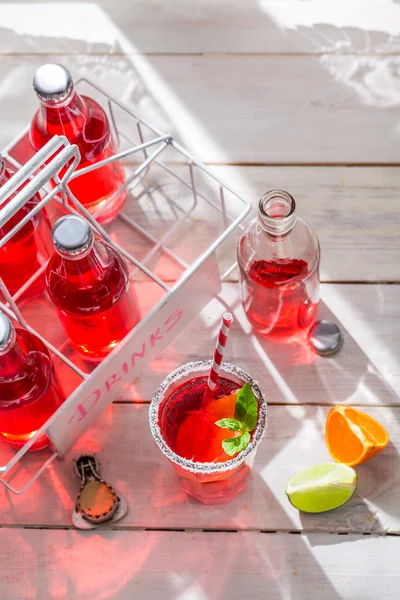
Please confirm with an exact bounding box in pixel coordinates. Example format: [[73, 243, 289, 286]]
[[0, 529, 398, 600], [1, 0, 399, 55], [122, 165, 400, 282], [0, 1, 399, 597], [1, 403, 399, 534], [0, 54, 399, 163], [19, 284, 399, 405], [126, 283, 400, 402]]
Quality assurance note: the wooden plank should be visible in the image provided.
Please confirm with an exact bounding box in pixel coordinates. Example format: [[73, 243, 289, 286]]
[[144, 54, 400, 164], [25, 282, 399, 406], [0, 529, 399, 599], [9, 164, 398, 284], [1, 1, 399, 55], [20, 283, 399, 406], [0, 55, 399, 164], [1, 404, 399, 533], [121, 164, 400, 283], [132, 282, 400, 402], [321, 284, 400, 399]]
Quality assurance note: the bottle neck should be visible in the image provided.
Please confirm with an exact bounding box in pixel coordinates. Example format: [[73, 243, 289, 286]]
[[57, 239, 109, 286], [38, 85, 88, 127], [258, 190, 297, 236]]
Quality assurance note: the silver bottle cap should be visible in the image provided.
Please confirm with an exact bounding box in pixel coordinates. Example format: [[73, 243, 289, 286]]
[[52, 215, 93, 257], [33, 64, 73, 102], [0, 313, 15, 353], [309, 320, 343, 356]]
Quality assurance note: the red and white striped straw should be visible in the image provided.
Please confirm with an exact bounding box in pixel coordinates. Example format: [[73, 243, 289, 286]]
[[202, 312, 233, 407]]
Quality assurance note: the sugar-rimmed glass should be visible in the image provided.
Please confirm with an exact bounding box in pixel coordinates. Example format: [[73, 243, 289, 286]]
[[149, 360, 267, 504]]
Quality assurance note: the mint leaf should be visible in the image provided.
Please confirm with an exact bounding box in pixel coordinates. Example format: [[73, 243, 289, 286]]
[[222, 432, 251, 456], [234, 382, 258, 433], [215, 418, 243, 432]]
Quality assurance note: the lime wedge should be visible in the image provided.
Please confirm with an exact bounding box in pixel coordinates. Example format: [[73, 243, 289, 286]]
[[286, 463, 357, 513]]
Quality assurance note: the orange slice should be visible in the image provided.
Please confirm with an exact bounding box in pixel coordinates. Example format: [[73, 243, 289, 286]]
[[326, 405, 389, 466], [204, 391, 237, 421]]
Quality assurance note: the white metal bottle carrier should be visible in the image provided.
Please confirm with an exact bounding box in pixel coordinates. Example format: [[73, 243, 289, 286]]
[[0, 78, 250, 494]]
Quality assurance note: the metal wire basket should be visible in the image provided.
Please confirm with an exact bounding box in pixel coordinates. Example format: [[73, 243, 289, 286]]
[[0, 77, 250, 494]]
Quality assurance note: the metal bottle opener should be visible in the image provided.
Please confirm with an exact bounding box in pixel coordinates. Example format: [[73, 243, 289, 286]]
[[72, 454, 128, 529]]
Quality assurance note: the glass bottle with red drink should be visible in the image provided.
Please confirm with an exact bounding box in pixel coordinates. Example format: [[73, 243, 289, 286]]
[[45, 215, 140, 363], [0, 312, 65, 450], [0, 155, 49, 298], [30, 63, 126, 224], [237, 189, 320, 339]]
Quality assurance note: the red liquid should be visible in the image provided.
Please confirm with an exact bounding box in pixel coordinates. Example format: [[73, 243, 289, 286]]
[[0, 328, 65, 449], [0, 164, 48, 297], [46, 240, 140, 362], [30, 91, 126, 224], [240, 258, 318, 338], [160, 376, 255, 504]]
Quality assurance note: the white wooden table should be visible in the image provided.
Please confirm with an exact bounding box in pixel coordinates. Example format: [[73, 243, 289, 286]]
[[1, 1, 400, 598]]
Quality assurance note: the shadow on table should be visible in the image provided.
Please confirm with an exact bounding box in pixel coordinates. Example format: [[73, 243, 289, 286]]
[[350, 440, 400, 529], [231, 295, 399, 408]]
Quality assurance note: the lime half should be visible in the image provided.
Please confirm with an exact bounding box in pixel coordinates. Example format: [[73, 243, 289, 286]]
[[286, 463, 358, 513]]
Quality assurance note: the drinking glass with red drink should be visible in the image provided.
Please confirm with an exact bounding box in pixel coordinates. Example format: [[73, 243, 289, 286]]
[[149, 360, 267, 504]]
